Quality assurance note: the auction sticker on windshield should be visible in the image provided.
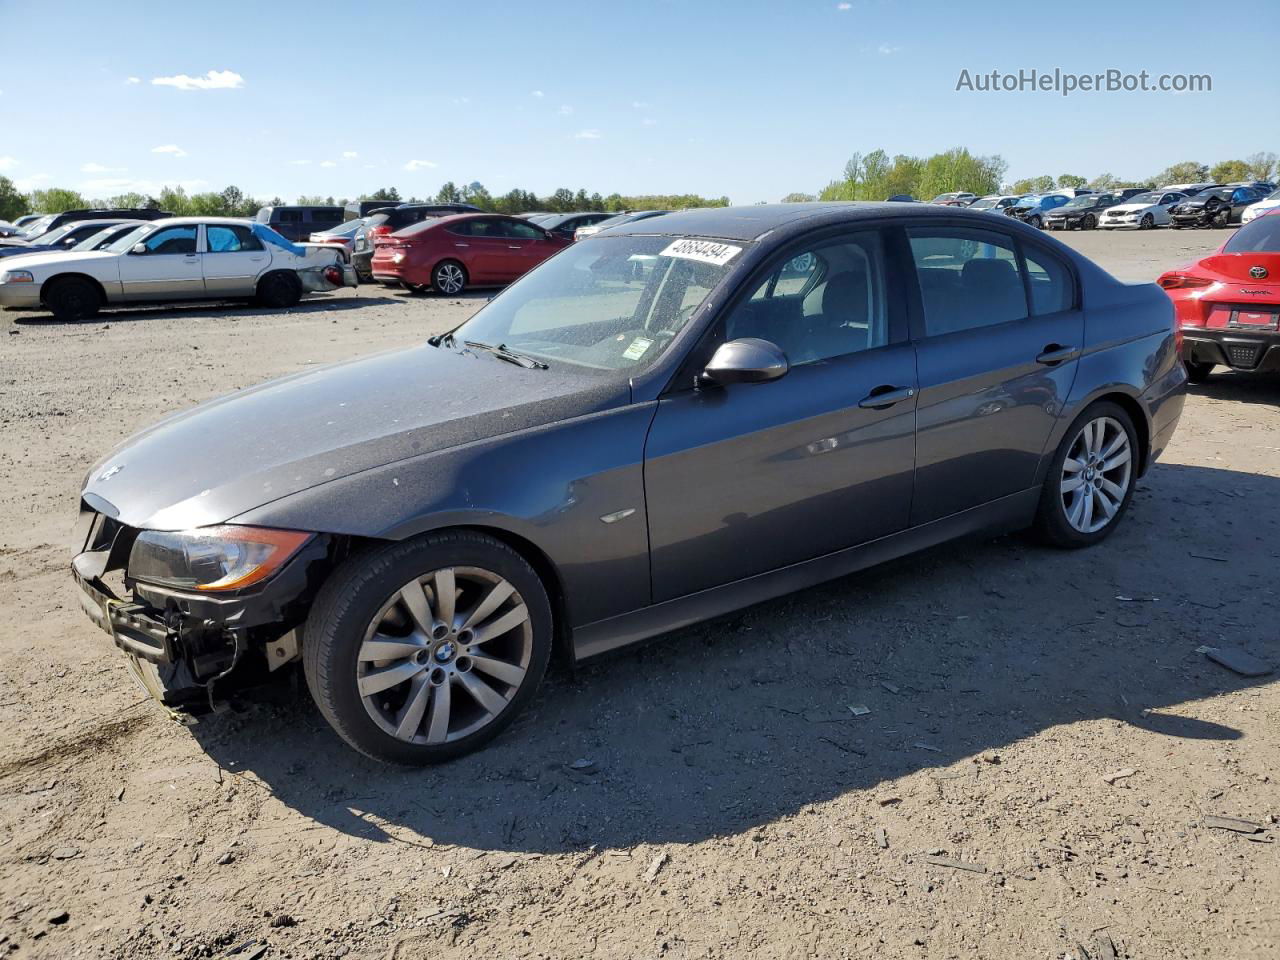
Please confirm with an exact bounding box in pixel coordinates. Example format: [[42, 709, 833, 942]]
[[660, 238, 743, 267]]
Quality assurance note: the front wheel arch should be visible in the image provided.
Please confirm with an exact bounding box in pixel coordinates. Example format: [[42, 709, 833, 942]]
[[41, 272, 109, 307]]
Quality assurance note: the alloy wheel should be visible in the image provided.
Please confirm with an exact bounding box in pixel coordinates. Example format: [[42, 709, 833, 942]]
[[356, 566, 532, 744], [1060, 417, 1132, 534], [434, 264, 465, 294]]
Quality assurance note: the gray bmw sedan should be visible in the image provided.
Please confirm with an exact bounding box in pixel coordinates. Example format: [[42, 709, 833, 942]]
[[72, 203, 1186, 763]]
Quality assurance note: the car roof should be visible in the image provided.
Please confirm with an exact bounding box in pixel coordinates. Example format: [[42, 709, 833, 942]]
[[601, 202, 1023, 242]]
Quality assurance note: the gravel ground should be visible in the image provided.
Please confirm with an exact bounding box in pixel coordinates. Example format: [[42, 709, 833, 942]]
[[1, 227, 1277, 960]]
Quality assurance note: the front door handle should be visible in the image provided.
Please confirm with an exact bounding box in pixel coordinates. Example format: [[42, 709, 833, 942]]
[[508, 245, 523, 249], [858, 385, 915, 409], [1036, 344, 1079, 366], [454, 243, 470, 248]]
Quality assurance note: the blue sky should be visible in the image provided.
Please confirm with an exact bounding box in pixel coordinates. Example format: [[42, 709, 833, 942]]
[[1, 0, 1276, 204]]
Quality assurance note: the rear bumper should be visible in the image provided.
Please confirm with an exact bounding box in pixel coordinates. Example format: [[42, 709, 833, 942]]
[[1183, 326, 1280, 371]]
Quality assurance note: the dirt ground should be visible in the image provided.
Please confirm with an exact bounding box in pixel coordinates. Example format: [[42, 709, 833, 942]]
[[1, 227, 1276, 960]]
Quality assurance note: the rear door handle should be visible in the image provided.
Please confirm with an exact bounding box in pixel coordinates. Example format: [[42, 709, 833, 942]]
[[455, 243, 470, 248], [1036, 344, 1079, 365], [858, 385, 915, 409], [508, 245, 523, 249]]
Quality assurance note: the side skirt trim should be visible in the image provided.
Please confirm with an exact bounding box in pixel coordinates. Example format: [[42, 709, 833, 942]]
[[572, 487, 1040, 661]]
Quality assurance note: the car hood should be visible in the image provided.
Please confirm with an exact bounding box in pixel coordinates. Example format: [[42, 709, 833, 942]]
[[4, 249, 118, 274], [82, 343, 630, 531], [1176, 198, 1212, 208], [1106, 204, 1154, 215]]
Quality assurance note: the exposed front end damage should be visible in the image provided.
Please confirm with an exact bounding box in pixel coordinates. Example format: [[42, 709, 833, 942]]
[[71, 504, 336, 718]]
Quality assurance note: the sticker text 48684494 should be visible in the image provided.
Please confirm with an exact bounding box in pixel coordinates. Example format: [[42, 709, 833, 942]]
[[659, 238, 743, 267]]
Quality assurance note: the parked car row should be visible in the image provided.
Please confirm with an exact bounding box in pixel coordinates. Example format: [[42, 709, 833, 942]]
[[925, 182, 1278, 231]]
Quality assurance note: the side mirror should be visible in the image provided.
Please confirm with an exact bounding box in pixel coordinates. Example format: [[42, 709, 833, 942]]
[[700, 338, 789, 387], [131, 242, 148, 255]]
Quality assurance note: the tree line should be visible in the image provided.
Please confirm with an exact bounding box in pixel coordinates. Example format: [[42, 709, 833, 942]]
[[796, 149, 1280, 203], [0, 177, 729, 222]]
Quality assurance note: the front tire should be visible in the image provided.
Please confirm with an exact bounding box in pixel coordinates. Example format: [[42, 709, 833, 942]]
[[1140, 214, 1155, 230], [1028, 215, 1043, 229], [1082, 213, 1097, 230], [1033, 402, 1138, 548], [1184, 359, 1214, 384], [256, 271, 303, 308], [432, 260, 467, 295], [303, 531, 552, 764], [43, 276, 102, 321]]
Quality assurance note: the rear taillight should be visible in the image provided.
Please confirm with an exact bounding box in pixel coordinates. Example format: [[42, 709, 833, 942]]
[[1157, 274, 1212, 290], [323, 265, 342, 286]]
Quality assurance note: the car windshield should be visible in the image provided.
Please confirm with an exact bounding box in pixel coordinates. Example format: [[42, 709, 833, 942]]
[[1126, 193, 1158, 205], [103, 224, 155, 253], [1014, 196, 1037, 206], [1062, 197, 1096, 208], [449, 235, 746, 372], [968, 198, 999, 210], [319, 219, 363, 237], [72, 226, 130, 251], [589, 214, 632, 229], [1223, 214, 1280, 253], [1204, 188, 1233, 201], [30, 224, 77, 245], [19, 215, 56, 238]]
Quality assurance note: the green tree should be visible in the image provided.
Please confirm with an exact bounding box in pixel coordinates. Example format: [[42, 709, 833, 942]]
[[0, 176, 32, 221], [104, 192, 148, 210], [1209, 159, 1252, 183], [295, 194, 329, 206], [1245, 151, 1278, 182], [436, 181, 461, 203], [1056, 174, 1087, 189], [547, 187, 574, 212], [781, 192, 816, 202], [158, 186, 192, 215], [1088, 173, 1118, 191], [359, 187, 401, 202], [29, 188, 87, 213], [189, 192, 230, 215], [1153, 161, 1208, 185], [462, 181, 494, 210]]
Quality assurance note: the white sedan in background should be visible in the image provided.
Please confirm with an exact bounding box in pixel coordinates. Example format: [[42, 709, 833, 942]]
[[1097, 190, 1187, 230], [0, 217, 356, 320], [1242, 188, 1280, 224]]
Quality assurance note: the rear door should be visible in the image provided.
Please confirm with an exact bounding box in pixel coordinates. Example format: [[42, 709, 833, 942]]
[[451, 218, 509, 283], [202, 223, 271, 295], [117, 224, 204, 300], [644, 228, 918, 601], [904, 223, 1083, 524]]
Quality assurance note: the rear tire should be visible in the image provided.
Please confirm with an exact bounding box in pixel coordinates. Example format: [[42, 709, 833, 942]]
[[43, 276, 102, 321], [1033, 401, 1138, 549], [255, 271, 303, 308], [303, 531, 552, 764], [1184, 359, 1214, 384], [432, 260, 467, 295]]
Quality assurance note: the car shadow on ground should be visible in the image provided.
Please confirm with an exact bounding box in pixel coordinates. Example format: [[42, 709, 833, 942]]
[[8, 294, 403, 326], [190, 461, 1277, 853], [1187, 370, 1280, 407]]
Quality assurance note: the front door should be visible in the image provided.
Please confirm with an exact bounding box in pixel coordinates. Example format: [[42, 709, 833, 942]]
[[117, 224, 204, 300], [904, 224, 1084, 524], [202, 223, 271, 295], [644, 229, 918, 602]]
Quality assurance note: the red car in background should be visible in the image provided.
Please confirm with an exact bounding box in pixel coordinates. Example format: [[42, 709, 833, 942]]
[[371, 213, 570, 294], [1160, 210, 1280, 383]]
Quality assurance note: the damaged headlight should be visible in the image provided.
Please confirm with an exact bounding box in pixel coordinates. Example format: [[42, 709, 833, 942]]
[[128, 525, 312, 592]]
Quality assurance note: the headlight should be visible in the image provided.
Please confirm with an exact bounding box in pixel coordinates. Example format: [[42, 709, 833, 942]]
[[128, 525, 312, 592], [0, 270, 34, 284]]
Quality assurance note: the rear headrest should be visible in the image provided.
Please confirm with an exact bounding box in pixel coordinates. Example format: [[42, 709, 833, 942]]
[[960, 257, 1018, 290]]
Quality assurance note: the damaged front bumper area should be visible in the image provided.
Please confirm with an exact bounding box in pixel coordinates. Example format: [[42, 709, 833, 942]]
[[71, 504, 334, 718]]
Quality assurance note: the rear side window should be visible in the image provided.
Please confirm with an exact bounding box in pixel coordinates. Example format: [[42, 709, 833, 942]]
[[308, 208, 342, 222], [908, 228, 1027, 335], [206, 224, 265, 253], [499, 219, 542, 239], [1023, 249, 1073, 315], [276, 210, 304, 223]]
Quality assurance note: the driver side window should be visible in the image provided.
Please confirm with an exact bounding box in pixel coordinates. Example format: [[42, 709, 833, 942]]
[[726, 231, 888, 365], [142, 226, 198, 255]]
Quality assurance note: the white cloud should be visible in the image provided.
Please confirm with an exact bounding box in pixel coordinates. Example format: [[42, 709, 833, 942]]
[[531, 90, 544, 98], [642, 117, 658, 126], [320, 160, 337, 168], [81, 162, 125, 174], [342, 151, 359, 159], [152, 144, 188, 157], [631, 101, 650, 109], [289, 159, 310, 165], [403, 159, 438, 171], [0, 155, 16, 172], [151, 69, 244, 91], [837, 2, 851, 9], [15, 174, 51, 191], [125, 76, 141, 85], [574, 129, 601, 140], [558, 104, 573, 115], [877, 43, 901, 54], [452, 96, 471, 105]]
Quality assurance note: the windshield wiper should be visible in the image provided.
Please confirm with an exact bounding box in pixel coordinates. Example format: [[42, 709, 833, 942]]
[[463, 340, 548, 370]]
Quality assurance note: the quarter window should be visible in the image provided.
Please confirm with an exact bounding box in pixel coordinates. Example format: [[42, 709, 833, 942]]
[[500, 219, 542, 240], [1023, 250, 1073, 315], [725, 231, 889, 364], [907, 228, 1027, 335]]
